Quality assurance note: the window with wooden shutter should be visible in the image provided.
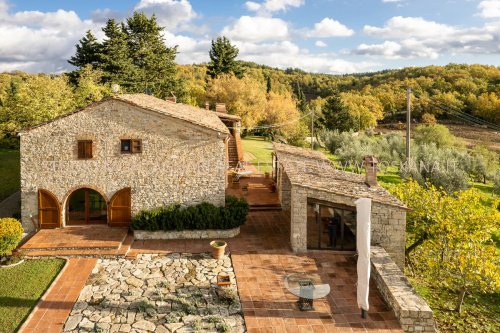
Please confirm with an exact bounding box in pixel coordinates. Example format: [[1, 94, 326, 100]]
[[78, 140, 93, 159], [121, 139, 142, 154]]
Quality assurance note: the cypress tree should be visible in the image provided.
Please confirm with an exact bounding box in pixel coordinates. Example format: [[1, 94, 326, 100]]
[[207, 36, 242, 79], [68, 30, 102, 68]]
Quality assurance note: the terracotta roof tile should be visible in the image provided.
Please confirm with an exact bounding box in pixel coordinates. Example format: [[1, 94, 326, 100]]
[[115, 94, 229, 134], [273, 143, 407, 209]]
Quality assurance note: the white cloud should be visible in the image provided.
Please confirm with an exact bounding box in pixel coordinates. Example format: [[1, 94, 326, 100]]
[[0, 1, 98, 72], [364, 16, 455, 39], [307, 18, 354, 37], [244, 0, 304, 14], [163, 31, 210, 64], [478, 0, 500, 18], [356, 16, 500, 59], [233, 40, 377, 74], [221, 16, 289, 42], [382, 0, 403, 3], [315, 40, 327, 48], [134, 0, 197, 31]]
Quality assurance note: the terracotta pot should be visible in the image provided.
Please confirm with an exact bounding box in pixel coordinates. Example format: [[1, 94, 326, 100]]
[[210, 240, 227, 259]]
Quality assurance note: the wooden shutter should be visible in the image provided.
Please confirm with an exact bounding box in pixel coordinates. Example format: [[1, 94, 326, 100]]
[[108, 188, 131, 227], [131, 140, 142, 153], [78, 140, 92, 159], [38, 190, 61, 229]]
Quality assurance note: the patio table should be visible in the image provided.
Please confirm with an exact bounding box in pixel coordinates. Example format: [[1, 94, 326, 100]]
[[284, 273, 330, 311]]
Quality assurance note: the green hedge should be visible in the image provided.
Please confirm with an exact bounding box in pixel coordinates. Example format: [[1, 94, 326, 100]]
[[131, 196, 249, 231]]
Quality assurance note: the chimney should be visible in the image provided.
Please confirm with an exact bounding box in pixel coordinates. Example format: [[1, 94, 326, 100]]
[[166, 92, 176, 103], [216, 103, 226, 113], [364, 155, 378, 187], [205, 102, 210, 111]]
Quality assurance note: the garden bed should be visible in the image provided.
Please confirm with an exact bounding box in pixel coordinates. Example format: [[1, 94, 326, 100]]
[[134, 227, 240, 240]]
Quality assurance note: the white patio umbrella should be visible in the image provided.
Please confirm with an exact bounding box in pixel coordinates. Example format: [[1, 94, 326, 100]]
[[354, 197, 372, 318]]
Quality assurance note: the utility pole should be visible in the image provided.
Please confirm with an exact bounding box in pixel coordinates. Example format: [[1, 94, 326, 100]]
[[406, 87, 411, 160], [311, 108, 315, 150]]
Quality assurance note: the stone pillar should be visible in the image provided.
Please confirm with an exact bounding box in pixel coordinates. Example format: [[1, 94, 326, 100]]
[[290, 186, 307, 252]]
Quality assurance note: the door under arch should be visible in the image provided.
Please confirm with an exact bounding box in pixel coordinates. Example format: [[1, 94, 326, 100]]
[[108, 188, 131, 227], [67, 188, 107, 225], [38, 189, 61, 229]]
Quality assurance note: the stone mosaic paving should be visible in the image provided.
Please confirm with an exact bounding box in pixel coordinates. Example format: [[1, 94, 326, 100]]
[[63, 253, 245, 333]]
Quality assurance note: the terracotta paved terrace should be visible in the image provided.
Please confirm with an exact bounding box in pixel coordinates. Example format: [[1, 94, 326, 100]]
[[226, 169, 281, 208], [18, 210, 403, 332], [22, 226, 128, 250]]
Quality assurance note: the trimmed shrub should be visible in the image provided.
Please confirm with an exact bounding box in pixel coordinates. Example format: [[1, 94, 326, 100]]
[[131, 196, 249, 231], [0, 218, 23, 256]]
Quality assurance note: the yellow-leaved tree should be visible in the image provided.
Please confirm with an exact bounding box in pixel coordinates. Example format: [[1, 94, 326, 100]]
[[205, 74, 267, 128], [391, 180, 500, 313]]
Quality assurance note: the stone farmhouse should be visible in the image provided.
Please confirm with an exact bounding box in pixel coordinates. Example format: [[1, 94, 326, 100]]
[[18, 94, 242, 233]]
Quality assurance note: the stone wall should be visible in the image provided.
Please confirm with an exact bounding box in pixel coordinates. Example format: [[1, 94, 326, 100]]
[[371, 246, 436, 333], [277, 166, 292, 211], [287, 183, 406, 269], [134, 227, 240, 240], [20, 100, 226, 233]]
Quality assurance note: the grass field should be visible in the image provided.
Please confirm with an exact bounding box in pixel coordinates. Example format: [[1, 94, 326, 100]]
[[241, 136, 273, 173], [0, 258, 65, 333], [410, 277, 500, 333], [0, 149, 20, 202]]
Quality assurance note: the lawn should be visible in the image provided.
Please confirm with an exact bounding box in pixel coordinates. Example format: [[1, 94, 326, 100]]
[[409, 277, 500, 333], [0, 258, 65, 333], [0, 149, 20, 202], [241, 136, 273, 173]]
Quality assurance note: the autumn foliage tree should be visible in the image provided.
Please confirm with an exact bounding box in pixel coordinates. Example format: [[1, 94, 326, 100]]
[[390, 181, 500, 313], [205, 74, 267, 128]]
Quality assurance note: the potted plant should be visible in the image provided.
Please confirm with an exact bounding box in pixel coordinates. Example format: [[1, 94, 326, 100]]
[[269, 180, 277, 192], [210, 240, 227, 259]]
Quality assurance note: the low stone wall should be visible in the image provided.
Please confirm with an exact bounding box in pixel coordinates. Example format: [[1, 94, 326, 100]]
[[134, 227, 240, 240], [371, 246, 436, 333]]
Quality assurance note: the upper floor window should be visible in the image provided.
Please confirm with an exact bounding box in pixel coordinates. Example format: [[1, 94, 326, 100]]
[[121, 139, 142, 154], [77, 140, 93, 159]]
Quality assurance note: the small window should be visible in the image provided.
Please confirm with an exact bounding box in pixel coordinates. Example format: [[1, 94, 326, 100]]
[[121, 139, 142, 154], [77, 140, 93, 159]]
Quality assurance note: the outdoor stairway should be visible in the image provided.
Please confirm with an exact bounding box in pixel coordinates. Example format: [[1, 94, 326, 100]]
[[228, 134, 239, 168], [20, 227, 135, 258]]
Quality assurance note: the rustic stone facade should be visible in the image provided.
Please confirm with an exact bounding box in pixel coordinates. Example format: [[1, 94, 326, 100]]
[[19, 98, 227, 233], [371, 246, 436, 333], [273, 143, 407, 269], [289, 184, 406, 269]]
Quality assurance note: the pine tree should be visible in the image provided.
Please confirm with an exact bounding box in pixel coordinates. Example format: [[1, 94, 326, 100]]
[[68, 30, 102, 68], [319, 94, 353, 131], [125, 12, 182, 98], [207, 37, 242, 79], [100, 19, 137, 90]]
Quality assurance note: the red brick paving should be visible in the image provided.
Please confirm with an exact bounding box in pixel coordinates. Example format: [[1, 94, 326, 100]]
[[22, 226, 128, 250], [18, 258, 97, 333]]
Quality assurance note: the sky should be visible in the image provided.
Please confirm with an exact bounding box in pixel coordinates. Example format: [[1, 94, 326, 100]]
[[0, 0, 499, 74]]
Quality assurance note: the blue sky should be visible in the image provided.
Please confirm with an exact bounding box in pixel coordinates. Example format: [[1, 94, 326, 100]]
[[1, 0, 499, 73]]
